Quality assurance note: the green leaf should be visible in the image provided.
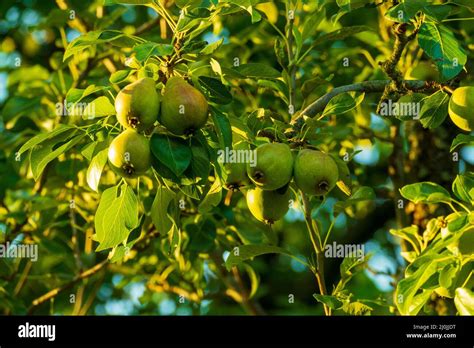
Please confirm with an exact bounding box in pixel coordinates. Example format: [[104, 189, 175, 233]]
[[18, 125, 75, 156], [176, 8, 211, 32], [452, 173, 474, 205], [211, 108, 233, 149], [242, 263, 260, 299], [321, 93, 364, 119], [450, 134, 474, 152], [301, 9, 325, 42], [313, 294, 343, 309], [439, 261, 459, 289], [334, 186, 375, 211], [150, 186, 176, 234], [292, 26, 303, 58], [64, 30, 142, 61], [80, 96, 116, 119], [2, 96, 42, 122], [418, 23, 467, 81], [66, 85, 106, 104], [133, 42, 174, 62], [396, 259, 439, 315], [200, 38, 224, 55], [87, 148, 108, 192], [187, 220, 216, 252], [198, 179, 222, 213], [311, 26, 372, 48], [258, 79, 288, 100], [7, 65, 49, 87], [454, 287, 474, 315], [38, 9, 70, 28], [274, 38, 288, 70], [150, 134, 192, 176], [423, 4, 452, 22], [175, 0, 203, 8], [336, 0, 368, 12], [341, 300, 373, 315], [419, 91, 449, 129], [104, 0, 153, 4], [390, 225, 423, 255], [187, 138, 211, 183], [339, 255, 367, 279], [81, 140, 108, 161], [95, 184, 139, 251], [198, 76, 232, 105], [233, 63, 280, 79], [30, 132, 85, 181], [109, 70, 133, 84], [225, 244, 306, 271], [400, 182, 451, 204], [385, 1, 427, 23]]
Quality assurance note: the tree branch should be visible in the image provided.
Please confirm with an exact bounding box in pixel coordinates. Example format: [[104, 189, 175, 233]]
[[377, 23, 420, 111], [301, 192, 330, 316], [290, 79, 446, 132], [28, 259, 108, 314]]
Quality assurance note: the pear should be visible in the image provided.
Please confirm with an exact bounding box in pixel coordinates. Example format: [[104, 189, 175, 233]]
[[448, 86, 474, 132], [224, 142, 251, 190], [294, 149, 339, 196], [247, 143, 293, 190], [115, 77, 160, 132], [246, 187, 290, 224], [108, 129, 151, 178], [160, 76, 209, 135]]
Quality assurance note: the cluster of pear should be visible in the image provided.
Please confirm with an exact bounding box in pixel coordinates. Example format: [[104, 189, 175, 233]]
[[226, 142, 340, 224], [107, 76, 208, 178], [448, 86, 474, 132]]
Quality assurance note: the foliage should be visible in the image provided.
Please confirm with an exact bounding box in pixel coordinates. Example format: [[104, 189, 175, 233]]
[[0, 0, 473, 316]]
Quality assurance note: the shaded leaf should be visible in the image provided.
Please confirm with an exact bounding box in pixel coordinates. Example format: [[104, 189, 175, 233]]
[[400, 182, 451, 204]]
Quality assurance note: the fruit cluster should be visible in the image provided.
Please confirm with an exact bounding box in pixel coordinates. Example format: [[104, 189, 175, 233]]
[[107, 76, 209, 178], [226, 142, 342, 225]]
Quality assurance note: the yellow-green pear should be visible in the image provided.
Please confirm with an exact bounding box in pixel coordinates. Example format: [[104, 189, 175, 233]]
[[294, 150, 339, 196], [247, 143, 293, 190], [448, 86, 474, 132], [115, 77, 160, 132], [246, 187, 290, 224], [160, 76, 209, 135], [108, 129, 151, 178]]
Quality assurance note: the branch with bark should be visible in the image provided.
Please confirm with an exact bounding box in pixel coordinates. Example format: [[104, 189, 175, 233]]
[[289, 79, 445, 133], [28, 259, 108, 314]]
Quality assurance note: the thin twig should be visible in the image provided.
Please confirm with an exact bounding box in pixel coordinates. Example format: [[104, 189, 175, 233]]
[[28, 260, 108, 313], [301, 192, 330, 316]]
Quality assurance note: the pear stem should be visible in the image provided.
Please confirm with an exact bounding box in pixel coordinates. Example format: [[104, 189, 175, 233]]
[[301, 192, 331, 316]]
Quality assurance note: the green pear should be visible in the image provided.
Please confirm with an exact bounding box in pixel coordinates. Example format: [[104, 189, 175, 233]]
[[224, 142, 251, 190], [448, 86, 474, 132], [160, 76, 209, 135], [108, 129, 151, 178], [294, 149, 339, 196], [246, 187, 290, 224], [247, 143, 293, 190], [115, 77, 160, 132]]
